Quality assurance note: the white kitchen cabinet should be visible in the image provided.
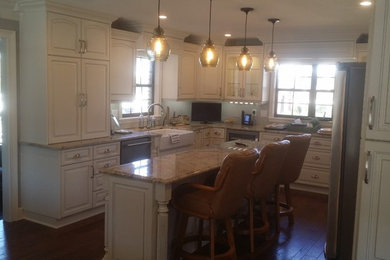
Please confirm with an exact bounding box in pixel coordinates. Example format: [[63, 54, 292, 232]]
[[355, 1, 390, 259], [21, 141, 120, 228], [48, 12, 110, 60], [224, 46, 265, 102], [47, 57, 109, 143], [110, 29, 139, 100], [197, 46, 223, 100], [178, 49, 198, 99], [260, 132, 331, 194], [195, 127, 226, 147], [363, 0, 390, 142], [19, 3, 112, 145], [356, 141, 390, 260]]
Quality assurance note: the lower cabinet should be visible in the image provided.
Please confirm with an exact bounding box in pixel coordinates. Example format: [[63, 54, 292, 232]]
[[194, 127, 226, 147], [260, 132, 331, 194], [21, 141, 120, 227]]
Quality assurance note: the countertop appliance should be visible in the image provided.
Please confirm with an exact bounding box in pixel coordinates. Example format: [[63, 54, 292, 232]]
[[226, 128, 259, 141], [120, 137, 151, 164], [325, 62, 366, 259]]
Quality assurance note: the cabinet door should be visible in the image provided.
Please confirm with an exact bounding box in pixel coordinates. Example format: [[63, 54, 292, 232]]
[[198, 47, 223, 100], [224, 53, 243, 100], [364, 0, 390, 141], [356, 141, 390, 260], [243, 56, 263, 101], [81, 60, 110, 139], [82, 19, 110, 60], [48, 56, 81, 143], [61, 161, 93, 217], [47, 12, 81, 57], [178, 51, 197, 99], [110, 38, 136, 100]]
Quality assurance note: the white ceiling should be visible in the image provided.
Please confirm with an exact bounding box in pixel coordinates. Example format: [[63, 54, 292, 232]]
[[55, 0, 372, 44]]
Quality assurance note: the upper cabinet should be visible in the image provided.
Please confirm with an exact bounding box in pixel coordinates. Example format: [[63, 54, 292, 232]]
[[364, 0, 390, 142], [48, 12, 110, 60], [197, 45, 224, 100], [178, 49, 198, 99], [110, 29, 139, 101], [223, 46, 266, 102], [18, 2, 113, 144]]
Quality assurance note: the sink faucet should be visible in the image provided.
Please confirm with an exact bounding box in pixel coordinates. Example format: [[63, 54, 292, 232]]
[[147, 103, 166, 128]]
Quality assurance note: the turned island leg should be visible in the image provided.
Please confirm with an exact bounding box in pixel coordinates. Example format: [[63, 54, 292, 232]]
[[155, 183, 172, 260]]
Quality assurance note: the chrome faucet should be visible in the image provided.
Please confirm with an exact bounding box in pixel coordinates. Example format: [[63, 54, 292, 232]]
[[147, 103, 166, 128]]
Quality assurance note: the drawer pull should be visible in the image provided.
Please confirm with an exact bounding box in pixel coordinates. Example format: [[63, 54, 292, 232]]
[[214, 132, 221, 136], [368, 96, 375, 130], [312, 155, 321, 161], [311, 174, 320, 179], [104, 163, 111, 168], [365, 151, 371, 184], [104, 148, 111, 154], [73, 153, 81, 159]]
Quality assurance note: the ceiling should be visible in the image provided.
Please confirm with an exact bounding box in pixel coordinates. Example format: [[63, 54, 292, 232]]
[[55, 0, 372, 44]]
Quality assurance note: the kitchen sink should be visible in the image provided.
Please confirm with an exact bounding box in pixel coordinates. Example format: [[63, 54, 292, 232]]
[[148, 128, 195, 153]]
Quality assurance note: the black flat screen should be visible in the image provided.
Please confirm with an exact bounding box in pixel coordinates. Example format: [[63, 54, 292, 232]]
[[191, 102, 222, 123]]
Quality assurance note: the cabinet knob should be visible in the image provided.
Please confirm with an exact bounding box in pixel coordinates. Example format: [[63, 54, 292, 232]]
[[73, 153, 81, 159], [104, 148, 111, 154], [312, 155, 321, 161], [311, 174, 319, 179], [104, 163, 111, 168]]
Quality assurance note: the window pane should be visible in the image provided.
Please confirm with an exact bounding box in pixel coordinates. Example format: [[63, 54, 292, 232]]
[[277, 103, 293, 115], [278, 91, 293, 103], [316, 92, 333, 105], [295, 77, 311, 90], [316, 105, 333, 118], [296, 65, 312, 77], [317, 77, 335, 91], [317, 64, 336, 77], [294, 91, 310, 104], [136, 58, 153, 85], [293, 104, 309, 116]]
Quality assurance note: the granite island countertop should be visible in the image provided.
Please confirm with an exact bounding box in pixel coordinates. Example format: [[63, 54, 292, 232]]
[[100, 140, 262, 184]]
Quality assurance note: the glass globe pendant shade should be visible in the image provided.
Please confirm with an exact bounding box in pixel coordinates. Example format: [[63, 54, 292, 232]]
[[237, 47, 253, 71], [199, 39, 219, 67], [147, 27, 171, 61], [264, 50, 278, 72]]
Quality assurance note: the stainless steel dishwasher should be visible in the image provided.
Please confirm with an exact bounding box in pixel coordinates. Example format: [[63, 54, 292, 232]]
[[120, 137, 151, 164], [226, 128, 259, 141]]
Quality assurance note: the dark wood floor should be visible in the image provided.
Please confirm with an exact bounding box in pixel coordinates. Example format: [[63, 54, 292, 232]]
[[0, 190, 327, 260]]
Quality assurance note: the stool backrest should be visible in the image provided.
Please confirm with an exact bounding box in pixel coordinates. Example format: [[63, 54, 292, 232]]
[[249, 140, 290, 199], [279, 134, 311, 184], [211, 148, 258, 219]]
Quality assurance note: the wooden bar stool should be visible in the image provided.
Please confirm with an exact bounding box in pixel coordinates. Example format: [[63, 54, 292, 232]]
[[171, 148, 258, 260], [275, 134, 311, 232], [244, 140, 290, 253]]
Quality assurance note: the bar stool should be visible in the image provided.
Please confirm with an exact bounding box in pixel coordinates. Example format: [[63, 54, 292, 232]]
[[244, 140, 290, 253], [275, 134, 311, 232], [171, 148, 258, 260]]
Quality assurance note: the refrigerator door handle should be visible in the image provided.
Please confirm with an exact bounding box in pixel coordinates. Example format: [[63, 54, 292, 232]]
[[365, 151, 371, 184], [368, 96, 375, 130]]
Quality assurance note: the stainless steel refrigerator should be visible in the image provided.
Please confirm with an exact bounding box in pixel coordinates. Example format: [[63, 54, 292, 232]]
[[325, 62, 366, 259]]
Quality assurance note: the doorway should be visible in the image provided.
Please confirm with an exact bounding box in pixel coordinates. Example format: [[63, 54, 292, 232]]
[[0, 28, 20, 222]]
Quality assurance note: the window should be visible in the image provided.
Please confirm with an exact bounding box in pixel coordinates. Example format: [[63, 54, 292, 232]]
[[121, 56, 154, 117], [275, 63, 336, 119]]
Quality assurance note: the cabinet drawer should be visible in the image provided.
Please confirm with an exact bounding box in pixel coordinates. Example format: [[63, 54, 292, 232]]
[[310, 137, 331, 150], [260, 133, 285, 143], [304, 150, 331, 168], [61, 146, 93, 165], [209, 128, 225, 139], [94, 156, 120, 173], [93, 190, 107, 207], [94, 142, 120, 160], [93, 174, 104, 191], [297, 167, 330, 186]]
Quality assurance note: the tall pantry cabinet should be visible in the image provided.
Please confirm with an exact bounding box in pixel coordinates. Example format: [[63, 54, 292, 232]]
[[355, 0, 390, 259], [18, 1, 112, 144]]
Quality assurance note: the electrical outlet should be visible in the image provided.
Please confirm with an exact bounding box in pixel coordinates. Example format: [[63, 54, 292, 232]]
[[252, 109, 257, 116]]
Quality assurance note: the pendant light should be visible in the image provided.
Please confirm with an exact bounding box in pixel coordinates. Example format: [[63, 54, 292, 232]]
[[264, 18, 280, 72], [199, 0, 219, 67], [147, 0, 171, 61], [237, 7, 254, 71]]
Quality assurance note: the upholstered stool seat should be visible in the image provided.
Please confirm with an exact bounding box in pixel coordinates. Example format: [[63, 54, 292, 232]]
[[172, 148, 259, 260]]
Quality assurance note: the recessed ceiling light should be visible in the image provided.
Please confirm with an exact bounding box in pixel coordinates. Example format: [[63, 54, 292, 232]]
[[224, 33, 232, 37], [360, 1, 372, 6], [159, 15, 167, 19]]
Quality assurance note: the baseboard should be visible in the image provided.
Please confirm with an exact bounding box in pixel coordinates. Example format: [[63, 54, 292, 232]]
[[23, 206, 105, 228], [290, 182, 329, 195]]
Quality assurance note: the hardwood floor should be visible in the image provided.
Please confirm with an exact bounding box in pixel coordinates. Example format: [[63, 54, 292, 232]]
[[0, 190, 327, 260]]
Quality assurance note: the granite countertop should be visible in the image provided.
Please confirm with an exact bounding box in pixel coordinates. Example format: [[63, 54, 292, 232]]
[[20, 131, 156, 150], [100, 140, 263, 184]]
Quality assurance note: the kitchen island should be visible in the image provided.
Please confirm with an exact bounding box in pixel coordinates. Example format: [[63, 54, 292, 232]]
[[100, 141, 260, 260]]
